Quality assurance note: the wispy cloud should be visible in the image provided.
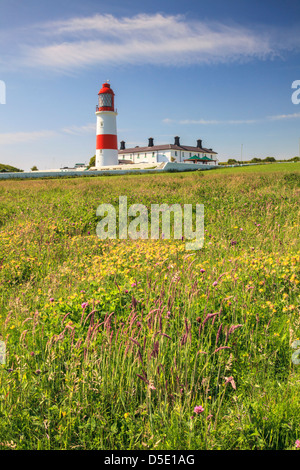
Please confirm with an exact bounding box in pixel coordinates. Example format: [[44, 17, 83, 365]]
[[267, 112, 300, 121], [62, 123, 95, 135], [0, 123, 96, 145], [163, 112, 300, 125], [2, 13, 300, 72], [0, 130, 56, 145]]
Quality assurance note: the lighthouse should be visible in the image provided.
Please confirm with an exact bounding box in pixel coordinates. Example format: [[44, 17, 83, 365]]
[[95, 81, 118, 167]]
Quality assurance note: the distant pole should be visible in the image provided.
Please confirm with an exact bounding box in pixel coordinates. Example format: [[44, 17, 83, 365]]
[[241, 144, 243, 165]]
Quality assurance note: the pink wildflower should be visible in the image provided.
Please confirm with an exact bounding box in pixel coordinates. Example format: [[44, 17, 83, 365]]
[[81, 302, 88, 309], [296, 439, 300, 448], [194, 405, 204, 414], [225, 376, 236, 390]]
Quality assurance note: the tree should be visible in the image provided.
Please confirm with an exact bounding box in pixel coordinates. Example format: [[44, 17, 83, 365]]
[[88, 155, 96, 168], [250, 158, 262, 163], [0, 164, 23, 172], [264, 157, 276, 162], [31, 165, 38, 171], [227, 159, 237, 164]]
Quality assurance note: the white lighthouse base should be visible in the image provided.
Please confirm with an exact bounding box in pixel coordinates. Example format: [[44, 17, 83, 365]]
[[96, 149, 119, 168]]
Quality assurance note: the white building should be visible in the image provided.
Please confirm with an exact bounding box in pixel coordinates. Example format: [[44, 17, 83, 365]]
[[118, 136, 218, 165]]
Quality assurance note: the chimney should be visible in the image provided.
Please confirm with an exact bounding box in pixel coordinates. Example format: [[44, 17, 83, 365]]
[[197, 139, 202, 148], [120, 141, 125, 150], [148, 137, 154, 147], [174, 136, 180, 146]]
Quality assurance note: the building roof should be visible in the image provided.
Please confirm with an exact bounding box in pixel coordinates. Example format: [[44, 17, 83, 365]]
[[184, 155, 214, 162], [118, 144, 217, 156], [185, 155, 202, 161], [98, 82, 115, 96], [199, 155, 213, 161]]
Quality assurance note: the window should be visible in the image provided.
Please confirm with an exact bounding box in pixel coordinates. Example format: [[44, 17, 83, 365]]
[[98, 93, 112, 107], [175, 151, 177, 156]]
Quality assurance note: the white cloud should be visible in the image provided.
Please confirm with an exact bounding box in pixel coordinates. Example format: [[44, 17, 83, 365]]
[[2, 13, 299, 72]]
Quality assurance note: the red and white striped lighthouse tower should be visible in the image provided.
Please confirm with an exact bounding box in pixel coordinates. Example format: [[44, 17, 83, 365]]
[[95, 81, 118, 167]]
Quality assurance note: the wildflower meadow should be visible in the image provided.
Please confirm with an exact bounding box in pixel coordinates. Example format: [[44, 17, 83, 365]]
[[0, 162, 299, 450]]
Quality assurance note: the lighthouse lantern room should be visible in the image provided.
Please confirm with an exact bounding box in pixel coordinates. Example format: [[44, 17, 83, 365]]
[[95, 81, 118, 167]]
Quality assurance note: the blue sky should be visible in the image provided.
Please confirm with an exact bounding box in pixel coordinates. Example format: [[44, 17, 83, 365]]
[[0, 0, 300, 170]]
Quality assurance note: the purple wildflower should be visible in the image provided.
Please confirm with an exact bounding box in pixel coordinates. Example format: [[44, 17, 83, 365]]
[[213, 346, 231, 354], [228, 324, 243, 335]]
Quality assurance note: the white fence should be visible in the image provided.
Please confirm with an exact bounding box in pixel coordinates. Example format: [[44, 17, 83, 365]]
[[0, 162, 218, 180]]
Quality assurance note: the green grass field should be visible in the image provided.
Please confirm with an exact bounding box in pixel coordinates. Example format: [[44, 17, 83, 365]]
[[0, 163, 299, 450]]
